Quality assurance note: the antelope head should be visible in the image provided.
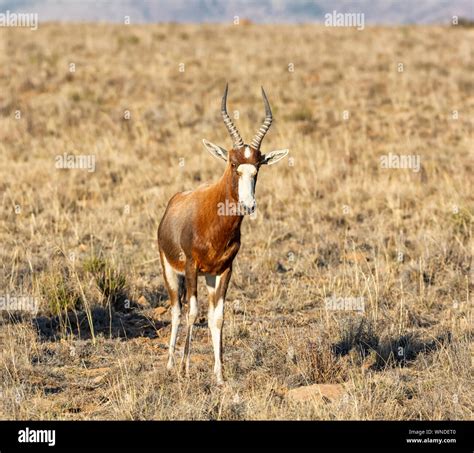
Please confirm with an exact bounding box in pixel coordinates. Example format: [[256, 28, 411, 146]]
[[202, 84, 289, 215]]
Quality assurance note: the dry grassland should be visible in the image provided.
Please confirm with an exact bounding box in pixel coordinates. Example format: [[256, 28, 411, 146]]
[[0, 22, 472, 419]]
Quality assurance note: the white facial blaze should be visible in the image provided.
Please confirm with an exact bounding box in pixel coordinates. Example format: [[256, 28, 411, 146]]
[[237, 164, 257, 210]]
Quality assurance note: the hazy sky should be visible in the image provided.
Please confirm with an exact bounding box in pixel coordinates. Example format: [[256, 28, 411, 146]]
[[1, 0, 473, 24]]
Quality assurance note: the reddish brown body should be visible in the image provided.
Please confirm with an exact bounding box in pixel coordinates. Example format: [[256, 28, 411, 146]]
[[158, 165, 244, 276]]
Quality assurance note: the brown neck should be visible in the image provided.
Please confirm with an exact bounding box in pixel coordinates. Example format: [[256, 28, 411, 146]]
[[211, 164, 244, 230], [217, 164, 237, 202]]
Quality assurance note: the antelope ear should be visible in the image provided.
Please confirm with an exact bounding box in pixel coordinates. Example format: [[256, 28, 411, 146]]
[[202, 139, 228, 162], [261, 149, 289, 166]]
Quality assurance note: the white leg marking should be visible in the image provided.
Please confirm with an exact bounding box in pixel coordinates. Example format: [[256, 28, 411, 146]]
[[210, 297, 224, 383], [184, 295, 198, 374], [167, 303, 181, 370], [206, 274, 225, 383], [188, 295, 198, 325], [163, 252, 181, 371]]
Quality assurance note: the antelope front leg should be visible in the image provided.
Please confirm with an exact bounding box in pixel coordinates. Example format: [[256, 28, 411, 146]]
[[207, 267, 232, 385], [182, 260, 198, 376]]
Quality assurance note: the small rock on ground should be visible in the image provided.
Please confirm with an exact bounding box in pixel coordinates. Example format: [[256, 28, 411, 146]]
[[287, 383, 346, 404]]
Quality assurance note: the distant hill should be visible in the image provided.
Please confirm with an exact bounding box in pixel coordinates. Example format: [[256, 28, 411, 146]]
[[1, 0, 473, 24]]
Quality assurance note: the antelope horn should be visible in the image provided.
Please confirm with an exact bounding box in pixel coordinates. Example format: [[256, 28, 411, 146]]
[[221, 83, 244, 149], [250, 86, 273, 150]]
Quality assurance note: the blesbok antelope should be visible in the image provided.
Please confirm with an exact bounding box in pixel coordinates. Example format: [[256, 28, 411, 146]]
[[157, 84, 289, 384]]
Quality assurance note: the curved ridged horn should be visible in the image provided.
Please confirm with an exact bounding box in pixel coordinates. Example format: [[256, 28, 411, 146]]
[[221, 83, 244, 149], [250, 87, 273, 150]]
